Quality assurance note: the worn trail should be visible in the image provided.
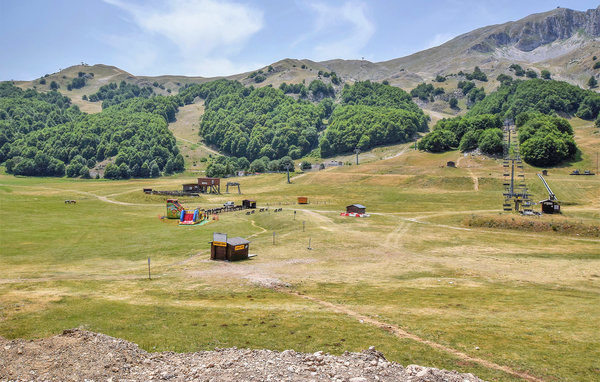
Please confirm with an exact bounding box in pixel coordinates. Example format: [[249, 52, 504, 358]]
[[284, 290, 544, 382]]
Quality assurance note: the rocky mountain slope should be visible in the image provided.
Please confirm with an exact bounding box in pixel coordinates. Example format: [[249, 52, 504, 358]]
[[0, 329, 484, 382], [13, 5, 599, 114], [376, 5, 600, 85]]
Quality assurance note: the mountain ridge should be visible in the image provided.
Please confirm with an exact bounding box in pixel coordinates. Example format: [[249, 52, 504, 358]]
[[13, 5, 600, 103]]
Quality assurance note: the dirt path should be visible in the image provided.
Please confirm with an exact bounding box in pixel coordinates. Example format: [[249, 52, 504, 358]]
[[382, 143, 412, 160], [457, 156, 479, 191], [248, 219, 268, 238], [69, 190, 154, 206], [383, 221, 409, 248], [296, 209, 336, 232], [284, 290, 544, 382]]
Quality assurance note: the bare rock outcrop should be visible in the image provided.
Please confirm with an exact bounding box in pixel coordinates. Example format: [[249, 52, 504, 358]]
[[0, 329, 485, 381]]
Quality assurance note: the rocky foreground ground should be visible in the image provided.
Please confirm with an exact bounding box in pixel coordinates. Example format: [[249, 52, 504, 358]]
[[0, 329, 484, 381]]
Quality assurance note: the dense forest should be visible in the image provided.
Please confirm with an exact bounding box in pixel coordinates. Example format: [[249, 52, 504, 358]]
[[418, 79, 599, 166], [321, 81, 428, 156], [185, 80, 427, 163], [183, 80, 323, 161], [0, 82, 183, 178]]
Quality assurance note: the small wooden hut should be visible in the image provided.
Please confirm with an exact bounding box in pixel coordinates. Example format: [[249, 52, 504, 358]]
[[242, 199, 256, 209], [297, 196, 308, 204], [346, 204, 366, 214], [182, 183, 200, 192], [210, 234, 250, 261], [446, 161, 456, 168], [540, 199, 560, 214], [542, 170, 548, 176]]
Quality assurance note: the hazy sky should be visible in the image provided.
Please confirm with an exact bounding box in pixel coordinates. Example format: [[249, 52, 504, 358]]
[[1, 0, 598, 80]]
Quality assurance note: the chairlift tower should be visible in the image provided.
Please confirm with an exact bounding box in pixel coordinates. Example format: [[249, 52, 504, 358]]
[[502, 123, 532, 213]]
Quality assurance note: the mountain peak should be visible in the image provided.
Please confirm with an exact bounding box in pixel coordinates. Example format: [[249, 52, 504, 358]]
[[468, 5, 600, 53]]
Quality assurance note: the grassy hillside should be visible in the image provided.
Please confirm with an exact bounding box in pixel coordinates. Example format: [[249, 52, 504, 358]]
[[1, 116, 599, 381]]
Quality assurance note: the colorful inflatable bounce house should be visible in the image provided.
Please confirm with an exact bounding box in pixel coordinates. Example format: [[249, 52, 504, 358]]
[[179, 209, 204, 225], [166, 199, 185, 219]]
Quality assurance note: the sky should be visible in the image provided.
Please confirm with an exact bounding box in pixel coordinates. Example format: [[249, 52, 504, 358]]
[[1, 0, 598, 80]]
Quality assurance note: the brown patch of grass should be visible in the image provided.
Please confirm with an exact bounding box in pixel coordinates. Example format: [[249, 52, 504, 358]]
[[464, 214, 600, 237]]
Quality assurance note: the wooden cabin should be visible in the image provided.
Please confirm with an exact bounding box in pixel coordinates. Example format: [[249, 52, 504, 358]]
[[346, 204, 366, 214], [540, 199, 560, 214], [210, 236, 250, 261], [197, 178, 221, 194], [297, 196, 308, 204], [446, 161, 456, 168], [242, 199, 256, 209]]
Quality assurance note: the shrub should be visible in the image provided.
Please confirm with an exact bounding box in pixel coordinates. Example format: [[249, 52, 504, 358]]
[[418, 130, 457, 152]]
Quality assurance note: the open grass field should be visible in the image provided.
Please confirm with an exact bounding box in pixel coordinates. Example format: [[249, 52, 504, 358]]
[[1, 118, 599, 381]]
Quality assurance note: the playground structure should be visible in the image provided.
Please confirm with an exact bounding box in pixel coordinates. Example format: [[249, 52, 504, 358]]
[[537, 174, 561, 214], [179, 209, 205, 225], [166, 199, 185, 219]]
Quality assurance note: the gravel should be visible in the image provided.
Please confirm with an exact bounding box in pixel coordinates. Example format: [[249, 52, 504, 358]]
[[0, 329, 485, 381]]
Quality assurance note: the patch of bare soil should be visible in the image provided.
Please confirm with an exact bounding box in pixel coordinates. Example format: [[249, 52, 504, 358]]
[[0, 329, 484, 382]]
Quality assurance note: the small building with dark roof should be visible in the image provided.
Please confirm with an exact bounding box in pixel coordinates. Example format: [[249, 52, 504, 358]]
[[346, 204, 366, 214], [540, 199, 560, 214], [446, 161, 456, 168], [182, 183, 200, 192], [242, 199, 256, 209], [210, 236, 250, 261]]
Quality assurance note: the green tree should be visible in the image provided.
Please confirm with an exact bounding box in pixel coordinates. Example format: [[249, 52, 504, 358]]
[[588, 76, 598, 89], [140, 162, 150, 178], [118, 163, 130, 179], [496, 74, 513, 85], [103, 163, 119, 179], [249, 158, 267, 172], [79, 165, 91, 178], [50, 81, 59, 90], [150, 162, 160, 178], [478, 128, 504, 155], [459, 130, 480, 151], [449, 97, 458, 109], [541, 70, 551, 79], [66, 162, 83, 177], [418, 130, 457, 152], [526, 69, 538, 78]]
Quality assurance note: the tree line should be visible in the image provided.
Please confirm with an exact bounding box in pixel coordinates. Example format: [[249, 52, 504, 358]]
[[321, 81, 428, 156], [88, 81, 155, 108], [418, 78, 597, 166], [0, 82, 183, 178]]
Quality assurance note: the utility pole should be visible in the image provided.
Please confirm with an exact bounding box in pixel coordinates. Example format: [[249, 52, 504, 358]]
[[354, 148, 360, 165]]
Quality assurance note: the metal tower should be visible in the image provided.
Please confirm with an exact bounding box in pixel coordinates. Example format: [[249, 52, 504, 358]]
[[502, 123, 533, 213]]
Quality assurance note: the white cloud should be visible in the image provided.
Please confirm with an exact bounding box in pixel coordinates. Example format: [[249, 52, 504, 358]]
[[305, 1, 375, 60], [424, 33, 456, 49], [103, 0, 263, 76]]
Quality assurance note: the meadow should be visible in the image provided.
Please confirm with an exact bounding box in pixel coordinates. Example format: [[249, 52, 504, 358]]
[[1, 120, 599, 381]]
